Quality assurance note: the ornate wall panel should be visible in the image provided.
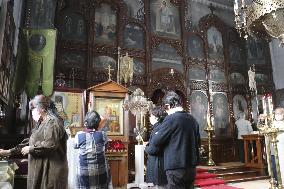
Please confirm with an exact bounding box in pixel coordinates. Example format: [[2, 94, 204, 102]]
[[52, 0, 275, 165]]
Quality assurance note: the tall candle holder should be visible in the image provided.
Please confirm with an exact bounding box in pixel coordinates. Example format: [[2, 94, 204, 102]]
[[123, 88, 153, 143], [204, 114, 215, 166], [258, 114, 283, 189]]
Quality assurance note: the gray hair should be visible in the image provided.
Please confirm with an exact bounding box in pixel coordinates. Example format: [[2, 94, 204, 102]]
[[29, 95, 51, 111], [238, 112, 245, 120]]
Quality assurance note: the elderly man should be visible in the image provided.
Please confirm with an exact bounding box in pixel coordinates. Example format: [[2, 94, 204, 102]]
[[235, 112, 253, 163], [151, 91, 200, 189]]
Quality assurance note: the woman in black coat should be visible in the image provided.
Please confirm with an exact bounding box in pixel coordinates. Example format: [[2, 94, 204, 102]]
[[144, 106, 167, 187]]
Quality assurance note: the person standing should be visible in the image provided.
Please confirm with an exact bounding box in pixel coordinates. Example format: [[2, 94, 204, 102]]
[[151, 91, 200, 189], [271, 107, 284, 184], [235, 112, 253, 163], [0, 94, 69, 189], [144, 106, 167, 188], [74, 110, 112, 189]]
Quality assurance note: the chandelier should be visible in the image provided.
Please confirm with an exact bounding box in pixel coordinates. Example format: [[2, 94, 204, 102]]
[[234, 0, 284, 46]]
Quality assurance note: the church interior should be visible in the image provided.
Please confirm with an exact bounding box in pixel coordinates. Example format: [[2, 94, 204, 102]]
[[0, 0, 284, 188]]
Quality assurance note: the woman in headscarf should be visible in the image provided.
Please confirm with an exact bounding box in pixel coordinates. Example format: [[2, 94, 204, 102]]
[[0, 94, 68, 189], [74, 110, 112, 189]]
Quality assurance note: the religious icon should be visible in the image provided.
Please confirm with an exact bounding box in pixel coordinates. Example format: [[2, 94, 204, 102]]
[[95, 98, 124, 135], [230, 72, 245, 85], [61, 13, 87, 42], [246, 37, 265, 65], [187, 35, 205, 59], [190, 91, 208, 138], [51, 91, 84, 129], [210, 69, 226, 83], [233, 95, 248, 120], [124, 0, 145, 21], [255, 73, 268, 84], [229, 44, 241, 64], [95, 3, 117, 44], [213, 94, 230, 137], [124, 24, 144, 49], [77, 19, 84, 36], [152, 43, 182, 72], [188, 68, 206, 81], [248, 66, 256, 91], [207, 26, 224, 61], [133, 59, 145, 76], [93, 56, 116, 70], [150, 0, 181, 38]]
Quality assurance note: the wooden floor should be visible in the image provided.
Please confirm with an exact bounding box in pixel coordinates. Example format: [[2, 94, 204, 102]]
[[198, 161, 269, 183]]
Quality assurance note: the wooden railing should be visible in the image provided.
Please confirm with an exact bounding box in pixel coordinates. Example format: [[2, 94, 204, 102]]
[[242, 134, 267, 174]]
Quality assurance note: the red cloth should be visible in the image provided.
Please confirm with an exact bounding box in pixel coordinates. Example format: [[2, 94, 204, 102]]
[[196, 172, 217, 179], [201, 185, 243, 189], [195, 178, 226, 187]]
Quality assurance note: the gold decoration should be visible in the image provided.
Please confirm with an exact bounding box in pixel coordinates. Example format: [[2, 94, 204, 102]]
[[258, 114, 283, 189], [105, 65, 114, 81], [204, 113, 215, 166], [123, 88, 153, 144], [119, 52, 134, 84]]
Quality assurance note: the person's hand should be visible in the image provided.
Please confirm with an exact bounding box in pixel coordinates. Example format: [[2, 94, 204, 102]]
[[21, 146, 30, 156], [0, 149, 11, 157], [143, 141, 149, 146]]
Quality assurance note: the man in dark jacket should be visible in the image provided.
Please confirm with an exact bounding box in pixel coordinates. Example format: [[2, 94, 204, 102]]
[[151, 91, 200, 189]]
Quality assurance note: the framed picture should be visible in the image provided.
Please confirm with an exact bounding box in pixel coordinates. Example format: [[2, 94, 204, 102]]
[[212, 93, 230, 137], [150, 0, 181, 39], [233, 95, 248, 119], [230, 72, 245, 85], [190, 91, 208, 138], [152, 43, 183, 72], [58, 51, 87, 70], [276, 89, 284, 108], [124, 24, 144, 49], [124, 0, 145, 21], [210, 69, 226, 83], [229, 44, 241, 64], [60, 13, 87, 42], [187, 35, 205, 59], [133, 59, 145, 75], [246, 37, 265, 65], [207, 26, 224, 61], [95, 3, 117, 44], [255, 73, 268, 84], [51, 91, 85, 128], [94, 97, 124, 135], [93, 56, 116, 70], [188, 68, 206, 81]]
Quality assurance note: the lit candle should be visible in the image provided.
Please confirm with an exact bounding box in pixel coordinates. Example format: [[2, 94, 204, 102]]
[[267, 94, 273, 115], [262, 95, 267, 116], [234, 0, 239, 12], [207, 113, 211, 127], [241, 0, 245, 8]]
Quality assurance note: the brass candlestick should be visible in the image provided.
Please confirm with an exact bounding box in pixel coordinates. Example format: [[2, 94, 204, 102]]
[[204, 117, 215, 166], [270, 127, 283, 189], [260, 126, 278, 189], [259, 114, 283, 189]]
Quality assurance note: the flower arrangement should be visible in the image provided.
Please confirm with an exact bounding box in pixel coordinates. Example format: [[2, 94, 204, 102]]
[[107, 140, 127, 153]]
